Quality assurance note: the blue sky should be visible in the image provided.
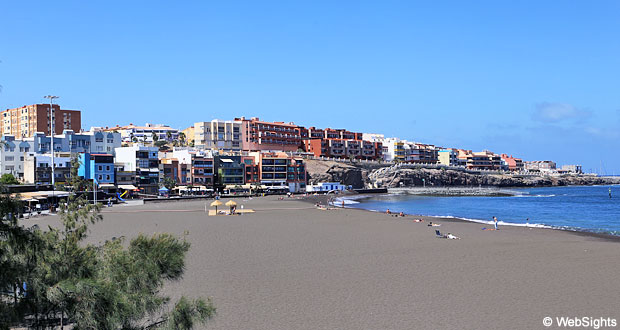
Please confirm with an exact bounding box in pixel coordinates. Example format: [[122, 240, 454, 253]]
[[1, 1, 619, 173]]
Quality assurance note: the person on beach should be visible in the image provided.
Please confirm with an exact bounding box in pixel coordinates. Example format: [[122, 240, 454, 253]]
[[386, 209, 391, 215], [342, 200, 345, 208], [446, 233, 460, 239], [399, 212, 405, 217], [493, 216, 498, 230]]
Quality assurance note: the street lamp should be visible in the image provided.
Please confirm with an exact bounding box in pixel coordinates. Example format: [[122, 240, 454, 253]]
[[43, 95, 59, 206]]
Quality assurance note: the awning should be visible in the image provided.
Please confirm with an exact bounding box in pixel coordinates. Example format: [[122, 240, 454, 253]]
[[12, 191, 70, 200], [220, 159, 233, 163], [118, 184, 138, 190], [267, 186, 289, 190], [99, 184, 115, 188]]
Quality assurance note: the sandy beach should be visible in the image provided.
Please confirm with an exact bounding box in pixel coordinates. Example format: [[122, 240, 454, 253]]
[[28, 196, 620, 329]]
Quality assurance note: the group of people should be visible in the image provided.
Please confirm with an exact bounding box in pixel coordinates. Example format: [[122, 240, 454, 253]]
[[385, 209, 406, 217], [386, 208, 461, 239]]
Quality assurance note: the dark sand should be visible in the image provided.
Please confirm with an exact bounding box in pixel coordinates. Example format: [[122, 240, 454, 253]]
[[30, 196, 620, 329]]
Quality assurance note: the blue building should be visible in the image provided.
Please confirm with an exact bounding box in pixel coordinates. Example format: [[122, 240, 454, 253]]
[[78, 153, 115, 185]]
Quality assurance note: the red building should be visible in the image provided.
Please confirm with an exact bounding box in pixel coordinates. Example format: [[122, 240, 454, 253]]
[[242, 155, 260, 183], [302, 127, 382, 160], [1, 103, 81, 138], [161, 150, 215, 187], [236, 117, 303, 152], [500, 154, 524, 172]]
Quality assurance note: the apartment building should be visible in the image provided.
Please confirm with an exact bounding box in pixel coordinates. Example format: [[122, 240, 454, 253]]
[[0, 129, 121, 181], [525, 160, 557, 172], [561, 164, 583, 174], [114, 146, 160, 195], [106, 123, 178, 143], [193, 120, 242, 151], [23, 153, 72, 184], [181, 125, 195, 146], [380, 138, 438, 163], [214, 155, 245, 188], [302, 127, 382, 160], [170, 149, 215, 186], [500, 154, 524, 172], [236, 117, 303, 152], [242, 156, 260, 184], [78, 153, 115, 189], [362, 133, 389, 160], [250, 151, 306, 192], [0, 135, 35, 180], [438, 149, 459, 166], [458, 150, 506, 171], [1, 104, 81, 137]]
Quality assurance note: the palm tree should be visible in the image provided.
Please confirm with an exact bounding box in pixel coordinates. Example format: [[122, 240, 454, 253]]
[[166, 130, 172, 141], [179, 132, 186, 146]]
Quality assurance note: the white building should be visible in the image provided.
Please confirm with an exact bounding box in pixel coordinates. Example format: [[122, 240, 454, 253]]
[[194, 120, 242, 151], [114, 146, 160, 195], [561, 164, 583, 174], [0, 129, 121, 181], [23, 153, 72, 184], [306, 182, 349, 192], [106, 123, 179, 143], [376, 137, 439, 163]]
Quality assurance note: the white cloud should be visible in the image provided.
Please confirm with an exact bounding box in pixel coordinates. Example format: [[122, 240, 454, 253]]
[[532, 102, 591, 123]]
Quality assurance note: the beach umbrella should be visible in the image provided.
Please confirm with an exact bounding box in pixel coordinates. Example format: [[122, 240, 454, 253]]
[[225, 200, 237, 214], [210, 200, 223, 212]]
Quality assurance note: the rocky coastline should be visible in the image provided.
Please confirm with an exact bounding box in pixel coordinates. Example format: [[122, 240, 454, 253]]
[[305, 159, 620, 189]]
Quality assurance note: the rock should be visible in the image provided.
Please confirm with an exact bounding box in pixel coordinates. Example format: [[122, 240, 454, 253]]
[[304, 159, 620, 189]]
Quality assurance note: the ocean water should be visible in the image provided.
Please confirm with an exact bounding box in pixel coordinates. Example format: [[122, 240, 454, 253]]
[[341, 185, 620, 235]]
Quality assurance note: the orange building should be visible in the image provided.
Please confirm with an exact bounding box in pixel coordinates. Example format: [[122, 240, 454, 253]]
[[302, 127, 382, 160], [236, 117, 303, 152], [1, 104, 81, 138], [500, 154, 524, 171]]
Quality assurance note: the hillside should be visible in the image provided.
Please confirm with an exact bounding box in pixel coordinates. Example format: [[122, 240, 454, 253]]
[[304, 159, 620, 189]]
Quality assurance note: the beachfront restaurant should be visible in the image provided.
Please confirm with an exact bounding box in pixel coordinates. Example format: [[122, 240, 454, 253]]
[[12, 190, 71, 213]]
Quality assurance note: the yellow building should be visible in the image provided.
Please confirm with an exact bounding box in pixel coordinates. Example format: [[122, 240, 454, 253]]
[[181, 125, 195, 146]]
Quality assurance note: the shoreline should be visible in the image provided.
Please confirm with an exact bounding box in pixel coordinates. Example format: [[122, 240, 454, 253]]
[[27, 195, 620, 329], [317, 192, 620, 241]]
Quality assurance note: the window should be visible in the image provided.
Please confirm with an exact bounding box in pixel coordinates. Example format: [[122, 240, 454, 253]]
[[106, 175, 111, 180], [106, 165, 111, 171], [98, 175, 103, 180], [98, 165, 103, 171]]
